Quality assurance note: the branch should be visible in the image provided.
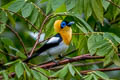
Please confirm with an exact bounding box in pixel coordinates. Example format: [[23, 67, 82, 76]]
[[80, 67, 120, 75], [49, 61, 103, 70], [106, 0, 120, 9], [0, 8, 39, 31], [38, 54, 120, 69], [29, 13, 53, 57], [0, 22, 27, 55]]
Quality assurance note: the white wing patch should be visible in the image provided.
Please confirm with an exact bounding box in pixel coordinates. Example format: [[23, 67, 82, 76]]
[[47, 37, 60, 44]]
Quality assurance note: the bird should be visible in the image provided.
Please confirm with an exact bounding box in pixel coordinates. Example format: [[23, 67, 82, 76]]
[[24, 20, 74, 62]]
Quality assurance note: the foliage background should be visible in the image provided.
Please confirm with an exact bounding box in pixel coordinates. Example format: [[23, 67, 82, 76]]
[[0, 0, 120, 80]]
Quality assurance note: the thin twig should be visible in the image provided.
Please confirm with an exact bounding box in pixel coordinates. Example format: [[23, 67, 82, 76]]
[[80, 67, 120, 75], [31, 2, 46, 16], [0, 8, 39, 31], [29, 13, 53, 57], [49, 61, 103, 70], [106, 0, 120, 9], [37, 49, 78, 66], [0, 22, 27, 55]]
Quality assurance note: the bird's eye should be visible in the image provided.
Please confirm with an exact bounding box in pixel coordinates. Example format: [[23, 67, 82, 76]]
[[61, 22, 66, 28]]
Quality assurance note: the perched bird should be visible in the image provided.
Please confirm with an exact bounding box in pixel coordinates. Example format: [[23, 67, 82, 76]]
[[24, 20, 74, 62]]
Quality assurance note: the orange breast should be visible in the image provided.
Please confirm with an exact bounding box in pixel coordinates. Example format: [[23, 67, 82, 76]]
[[60, 28, 72, 45]]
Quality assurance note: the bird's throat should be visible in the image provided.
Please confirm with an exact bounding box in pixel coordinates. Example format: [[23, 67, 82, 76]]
[[59, 28, 72, 45]]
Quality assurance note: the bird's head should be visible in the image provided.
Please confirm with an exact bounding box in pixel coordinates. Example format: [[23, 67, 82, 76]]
[[54, 20, 74, 33]]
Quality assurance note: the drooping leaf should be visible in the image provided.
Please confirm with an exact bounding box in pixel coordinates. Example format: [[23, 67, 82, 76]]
[[84, 0, 92, 20], [31, 69, 41, 80], [91, 0, 104, 24], [29, 7, 39, 25], [94, 71, 109, 79], [8, 0, 25, 12], [51, 0, 65, 11], [65, 0, 76, 11], [9, 46, 27, 58], [15, 62, 24, 78], [21, 3, 34, 18]]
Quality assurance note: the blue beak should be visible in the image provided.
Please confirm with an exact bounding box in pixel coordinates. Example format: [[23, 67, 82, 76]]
[[67, 21, 75, 26]]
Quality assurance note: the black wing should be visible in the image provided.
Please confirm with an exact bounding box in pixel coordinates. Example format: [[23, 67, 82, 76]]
[[24, 33, 62, 62]]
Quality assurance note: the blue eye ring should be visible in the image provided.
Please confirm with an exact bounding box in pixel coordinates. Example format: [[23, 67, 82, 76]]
[[61, 21, 66, 28]]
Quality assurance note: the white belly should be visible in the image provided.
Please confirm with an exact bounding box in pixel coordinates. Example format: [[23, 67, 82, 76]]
[[40, 41, 69, 56]]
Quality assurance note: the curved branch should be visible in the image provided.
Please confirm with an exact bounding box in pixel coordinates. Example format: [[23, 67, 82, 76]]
[[29, 13, 53, 57], [0, 8, 39, 31], [80, 67, 120, 75], [38, 54, 120, 69], [106, 0, 120, 9], [0, 22, 27, 55]]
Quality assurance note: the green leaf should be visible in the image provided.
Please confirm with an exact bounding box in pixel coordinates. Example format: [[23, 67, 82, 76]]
[[55, 3, 66, 13], [0, 10, 8, 33], [2, 71, 8, 80], [104, 49, 114, 66], [84, 0, 92, 20], [102, 0, 110, 10], [31, 69, 41, 80], [53, 64, 68, 78], [68, 64, 75, 76], [40, 0, 48, 3], [15, 63, 24, 78], [30, 7, 39, 24], [22, 63, 31, 78], [91, 0, 104, 24], [51, 0, 65, 11], [7, 11, 16, 27], [1, 37, 14, 47], [46, 0, 52, 15], [9, 46, 27, 58], [0, 24, 6, 34], [8, 0, 25, 12], [65, 0, 76, 11], [84, 75, 93, 80], [94, 71, 109, 79], [4, 59, 20, 66], [113, 53, 120, 66], [21, 3, 34, 18]]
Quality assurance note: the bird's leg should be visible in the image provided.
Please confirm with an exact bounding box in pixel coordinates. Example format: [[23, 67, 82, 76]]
[[58, 54, 72, 60], [48, 53, 59, 65]]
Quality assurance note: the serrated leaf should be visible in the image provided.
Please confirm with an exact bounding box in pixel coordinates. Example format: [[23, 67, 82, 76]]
[[94, 71, 109, 79], [21, 3, 34, 18], [8, 0, 25, 12], [15, 63, 24, 78], [91, 0, 104, 24]]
